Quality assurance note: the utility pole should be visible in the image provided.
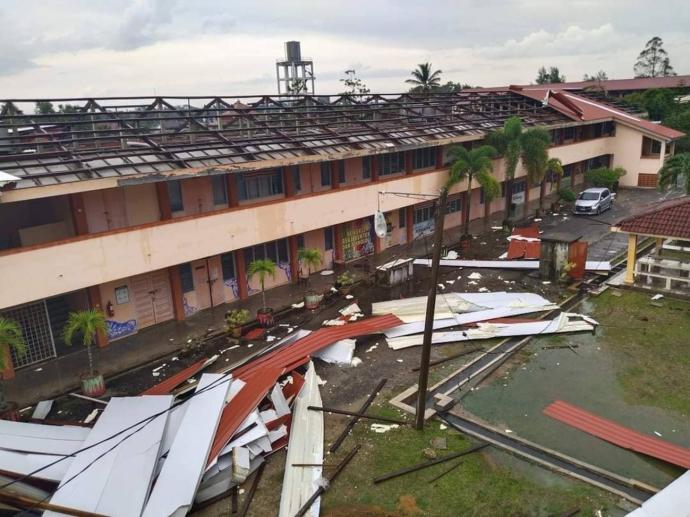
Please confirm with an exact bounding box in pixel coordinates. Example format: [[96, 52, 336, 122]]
[[415, 187, 449, 430]]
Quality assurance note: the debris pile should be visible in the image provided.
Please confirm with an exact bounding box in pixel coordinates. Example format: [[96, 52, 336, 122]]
[[0, 314, 402, 515]]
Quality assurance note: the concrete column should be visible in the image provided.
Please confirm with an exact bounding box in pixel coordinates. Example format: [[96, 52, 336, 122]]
[[370, 156, 379, 182], [406, 206, 414, 244], [235, 249, 249, 299], [168, 266, 185, 321], [288, 235, 299, 282], [87, 286, 109, 348], [69, 193, 89, 235], [405, 151, 413, 175], [625, 234, 638, 284], [227, 174, 240, 208], [334, 224, 344, 262], [155, 182, 172, 220], [331, 161, 340, 189], [655, 237, 664, 255]]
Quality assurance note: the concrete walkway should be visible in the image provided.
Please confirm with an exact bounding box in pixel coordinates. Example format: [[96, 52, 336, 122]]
[[6, 188, 668, 406]]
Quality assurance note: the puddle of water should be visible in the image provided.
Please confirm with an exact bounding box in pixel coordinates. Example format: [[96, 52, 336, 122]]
[[461, 316, 689, 488]]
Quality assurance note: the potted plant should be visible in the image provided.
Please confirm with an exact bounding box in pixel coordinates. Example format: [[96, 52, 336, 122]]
[[63, 309, 108, 397], [0, 318, 26, 420], [248, 258, 277, 327], [336, 271, 355, 295], [298, 248, 324, 309], [225, 308, 250, 338]]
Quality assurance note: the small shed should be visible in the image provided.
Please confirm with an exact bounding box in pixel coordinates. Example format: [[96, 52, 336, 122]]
[[376, 258, 414, 286], [539, 231, 588, 281]]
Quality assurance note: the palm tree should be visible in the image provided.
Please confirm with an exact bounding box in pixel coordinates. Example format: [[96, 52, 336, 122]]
[[63, 309, 107, 377], [658, 153, 690, 193], [448, 145, 500, 236], [520, 127, 552, 217], [248, 259, 277, 309], [406, 63, 442, 92], [0, 318, 26, 411], [540, 158, 564, 213], [297, 248, 322, 284], [486, 117, 523, 224]]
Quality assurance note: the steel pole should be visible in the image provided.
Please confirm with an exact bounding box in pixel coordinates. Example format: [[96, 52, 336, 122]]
[[415, 187, 449, 430]]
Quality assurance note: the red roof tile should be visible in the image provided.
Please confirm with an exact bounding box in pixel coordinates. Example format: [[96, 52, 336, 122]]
[[544, 400, 690, 469], [615, 196, 690, 239]]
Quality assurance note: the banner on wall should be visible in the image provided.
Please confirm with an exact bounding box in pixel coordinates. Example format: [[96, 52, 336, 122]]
[[342, 218, 375, 261]]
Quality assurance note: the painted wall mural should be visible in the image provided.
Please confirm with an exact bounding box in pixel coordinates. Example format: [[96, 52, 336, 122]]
[[183, 296, 198, 317], [106, 319, 137, 340], [342, 218, 374, 261]]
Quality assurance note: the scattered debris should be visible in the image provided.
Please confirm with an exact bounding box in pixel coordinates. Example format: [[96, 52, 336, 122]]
[[371, 424, 401, 434], [292, 301, 305, 309], [651, 294, 664, 301], [31, 400, 53, 420], [430, 436, 447, 450], [468, 272, 483, 280], [320, 270, 334, 276], [422, 447, 437, 459]]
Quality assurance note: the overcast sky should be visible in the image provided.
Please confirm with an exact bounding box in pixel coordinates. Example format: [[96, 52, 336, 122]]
[[1, 0, 689, 99]]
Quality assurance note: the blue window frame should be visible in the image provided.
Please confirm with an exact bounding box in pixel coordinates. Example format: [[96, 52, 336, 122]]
[[320, 163, 331, 186], [179, 263, 194, 293], [168, 180, 184, 212]]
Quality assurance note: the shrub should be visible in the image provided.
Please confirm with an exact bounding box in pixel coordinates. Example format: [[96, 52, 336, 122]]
[[226, 308, 250, 329], [336, 271, 355, 286], [558, 188, 577, 203], [585, 167, 626, 189]]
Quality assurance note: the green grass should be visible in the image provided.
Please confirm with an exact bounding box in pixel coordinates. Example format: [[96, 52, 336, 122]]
[[322, 401, 613, 516], [592, 290, 690, 415]]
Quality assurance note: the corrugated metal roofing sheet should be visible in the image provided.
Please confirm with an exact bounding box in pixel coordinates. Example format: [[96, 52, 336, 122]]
[[544, 400, 690, 469], [140, 358, 209, 396]]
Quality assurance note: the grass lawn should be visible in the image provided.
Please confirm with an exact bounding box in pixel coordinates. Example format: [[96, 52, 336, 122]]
[[592, 289, 690, 415], [321, 401, 613, 516]]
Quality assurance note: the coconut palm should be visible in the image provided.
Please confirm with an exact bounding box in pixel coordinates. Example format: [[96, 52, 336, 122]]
[[448, 145, 500, 236], [0, 318, 26, 411], [63, 309, 107, 377], [658, 153, 690, 193], [406, 63, 442, 92], [297, 248, 322, 284], [486, 117, 523, 224], [247, 258, 277, 309], [519, 127, 552, 216], [540, 157, 564, 212]]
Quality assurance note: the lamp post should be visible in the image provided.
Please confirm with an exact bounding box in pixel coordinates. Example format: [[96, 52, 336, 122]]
[[375, 188, 450, 430]]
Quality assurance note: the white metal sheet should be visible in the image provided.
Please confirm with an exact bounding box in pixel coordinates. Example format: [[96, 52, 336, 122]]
[[279, 362, 324, 517], [0, 449, 71, 483], [414, 258, 611, 271], [627, 471, 690, 517], [143, 374, 232, 517], [45, 395, 173, 517], [0, 420, 89, 455]]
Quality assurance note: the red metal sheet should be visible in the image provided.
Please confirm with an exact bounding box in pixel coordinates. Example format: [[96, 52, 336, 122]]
[[207, 365, 282, 465], [544, 400, 690, 469], [140, 358, 208, 396], [232, 314, 403, 380], [568, 241, 588, 280], [507, 225, 541, 259]]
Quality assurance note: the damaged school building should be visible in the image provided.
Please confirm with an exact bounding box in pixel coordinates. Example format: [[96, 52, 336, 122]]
[[0, 82, 685, 376]]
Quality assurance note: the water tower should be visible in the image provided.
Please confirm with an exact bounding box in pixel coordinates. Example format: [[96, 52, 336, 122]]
[[276, 41, 315, 95]]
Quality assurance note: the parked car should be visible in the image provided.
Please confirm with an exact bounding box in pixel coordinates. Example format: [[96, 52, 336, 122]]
[[573, 188, 615, 215]]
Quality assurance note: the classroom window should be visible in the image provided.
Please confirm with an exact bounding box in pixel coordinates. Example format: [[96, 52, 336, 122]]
[[220, 252, 236, 281], [446, 197, 461, 214], [212, 175, 228, 205], [414, 206, 434, 224], [292, 166, 301, 191], [245, 239, 290, 265], [362, 157, 371, 179], [238, 170, 283, 200], [413, 147, 436, 170], [168, 180, 184, 212], [179, 263, 194, 293], [324, 227, 334, 251], [338, 161, 346, 184], [320, 163, 332, 186], [378, 152, 405, 176], [642, 136, 662, 157], [399, 208, 406, 228]]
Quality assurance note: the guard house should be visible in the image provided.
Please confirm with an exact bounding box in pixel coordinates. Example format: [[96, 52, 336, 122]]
[[612, 197, 690, 294]]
